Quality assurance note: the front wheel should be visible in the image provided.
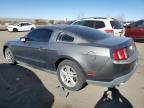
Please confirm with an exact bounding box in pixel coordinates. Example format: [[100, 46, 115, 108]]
[[57, 60, 86, 91], [4, 48, 16, 64], [13, 28, 18, 32]]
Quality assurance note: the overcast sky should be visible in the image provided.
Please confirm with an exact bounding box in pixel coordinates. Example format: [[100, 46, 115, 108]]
[[0, 0, 143, 20]]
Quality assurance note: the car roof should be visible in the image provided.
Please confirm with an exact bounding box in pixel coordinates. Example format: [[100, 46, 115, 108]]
[[40, 24, 89, 31], [43, 24, 70, 30], [16, 22, 33, 24], [40, 24, 106, 33], [136, 19, 144, 22], [39, 24, 109, 42], [75, 17, 117, 21]]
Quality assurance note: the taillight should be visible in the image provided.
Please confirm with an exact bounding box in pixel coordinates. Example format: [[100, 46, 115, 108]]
[[113, 48, 128, 61], [104, 29, 114, 33]]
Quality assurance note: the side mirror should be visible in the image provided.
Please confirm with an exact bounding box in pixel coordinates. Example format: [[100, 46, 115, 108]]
[[20, 37, 26, 42]]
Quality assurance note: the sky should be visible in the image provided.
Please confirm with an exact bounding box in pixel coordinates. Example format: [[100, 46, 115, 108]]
[[0, 0, 144, 21]]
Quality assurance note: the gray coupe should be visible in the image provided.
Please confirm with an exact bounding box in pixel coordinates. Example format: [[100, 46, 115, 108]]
[[3, 25, 138, 91]]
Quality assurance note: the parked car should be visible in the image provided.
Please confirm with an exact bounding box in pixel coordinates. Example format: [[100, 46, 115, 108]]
[[7, 22, 36, 32], [72, 17, 125, 36], [3, 25, 138, 91], [125, 19, 144, 39]]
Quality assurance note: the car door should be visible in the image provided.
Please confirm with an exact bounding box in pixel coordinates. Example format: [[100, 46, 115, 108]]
[[44, 31, 76, 71], [134, 21, 144, 38], [18, 23, 26, 31], [125, 21, 144, 38], [18, 23, 30, 31], [24, 23, 32, 31], [14, 28, 53, 68]]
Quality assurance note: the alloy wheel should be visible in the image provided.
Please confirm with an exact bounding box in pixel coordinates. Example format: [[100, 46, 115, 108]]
[[60, 65, 78, 87]]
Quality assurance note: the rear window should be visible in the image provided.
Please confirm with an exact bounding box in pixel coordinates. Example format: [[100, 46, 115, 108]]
[[110, 21, 123, 29], [65, 26, 108, 42], [78, 29, 108, 42]]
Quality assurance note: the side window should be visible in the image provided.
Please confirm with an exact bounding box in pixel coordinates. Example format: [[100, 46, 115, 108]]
[[73, 21, 84, 26], [95, 21, 105, 29], [23, 23, 30, 26], [131, 22, 139, 27], [20, 23, 25, 26], [27, 29, 52, 42], [84, 20, 95, 28], [21, 23, 31, 26], [26, 23, 31, 26], [57, 33, 74, 42], [136, 21, 144, 28], [129, 23, 136, 28]]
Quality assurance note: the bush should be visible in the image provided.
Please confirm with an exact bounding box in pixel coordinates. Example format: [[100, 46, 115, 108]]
[[35, 19, 48, 25], [49, 20, 54, 24]]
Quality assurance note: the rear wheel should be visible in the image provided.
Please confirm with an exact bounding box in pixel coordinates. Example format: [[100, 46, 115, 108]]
[[57, 60, 86, 91], [5, 48, 16, 64], [31, 27, 34, 31], [13, 28, 18, 32]]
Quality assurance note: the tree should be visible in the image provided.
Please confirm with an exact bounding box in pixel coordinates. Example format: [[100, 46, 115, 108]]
[[35, 19, 47, 25], [48, 20, 54, 24]]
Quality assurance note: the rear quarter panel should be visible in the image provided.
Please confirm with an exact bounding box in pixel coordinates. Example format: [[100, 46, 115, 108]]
[[48, 42, 110, 76]]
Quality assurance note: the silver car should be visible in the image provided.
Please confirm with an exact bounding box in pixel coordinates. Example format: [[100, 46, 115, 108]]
[[3, 25, 138, 91]]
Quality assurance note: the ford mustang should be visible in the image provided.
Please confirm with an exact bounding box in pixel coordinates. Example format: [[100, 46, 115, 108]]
[[3, 25, 138, 91]]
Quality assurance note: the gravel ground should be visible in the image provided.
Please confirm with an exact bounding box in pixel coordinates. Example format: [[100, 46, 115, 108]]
[[0, 31, 144, 108]]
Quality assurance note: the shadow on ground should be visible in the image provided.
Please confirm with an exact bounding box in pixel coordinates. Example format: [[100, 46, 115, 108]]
[[134, 39, 144, 43], [95, 87, 133, 108], [0, 63, 54, 108]]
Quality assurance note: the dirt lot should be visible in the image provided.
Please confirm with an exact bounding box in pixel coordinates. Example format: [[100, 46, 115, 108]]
[[0, 31, 144, 108]]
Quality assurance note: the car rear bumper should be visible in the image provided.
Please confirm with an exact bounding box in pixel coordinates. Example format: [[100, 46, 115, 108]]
[[86, 61, 137, 87]]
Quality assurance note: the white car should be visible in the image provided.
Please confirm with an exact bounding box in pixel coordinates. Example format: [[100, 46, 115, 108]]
[[7, 22, 36, 32], [72, 17, 125, 36]]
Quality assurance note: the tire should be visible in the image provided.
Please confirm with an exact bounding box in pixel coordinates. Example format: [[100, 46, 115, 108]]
[[57, 60, 86, 91], [31, 27, 34, 31], [4, 48, 16, 65], [13, 28, 18, 32]]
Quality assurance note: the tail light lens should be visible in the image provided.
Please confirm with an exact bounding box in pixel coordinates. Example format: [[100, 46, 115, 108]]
[[113, 48, 128, 61], [104, 29, 114, 33]]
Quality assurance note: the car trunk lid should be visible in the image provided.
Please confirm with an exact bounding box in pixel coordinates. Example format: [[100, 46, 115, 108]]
[[96, 37, 136, 60], [96, 37, 133, 48]]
